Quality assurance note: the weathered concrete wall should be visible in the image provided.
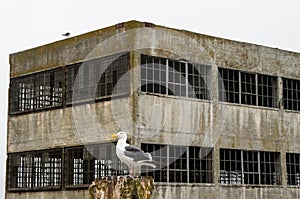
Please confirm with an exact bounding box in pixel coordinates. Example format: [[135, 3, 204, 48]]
[[6, 186, 300, 199], [6, 190, 89, 199], [10, 20, 300, 78], [8, 97, 135, 152], [153, 185, 300, 199]]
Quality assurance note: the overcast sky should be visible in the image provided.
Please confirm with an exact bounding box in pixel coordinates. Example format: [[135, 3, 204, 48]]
[[1, 0, 300, 196]]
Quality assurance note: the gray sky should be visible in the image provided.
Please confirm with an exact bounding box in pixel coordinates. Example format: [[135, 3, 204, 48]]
[[1, 0, 300, 196]]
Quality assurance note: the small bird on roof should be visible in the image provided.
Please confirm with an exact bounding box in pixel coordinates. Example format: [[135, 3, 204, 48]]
[[112, 131, 159, 176], [62, 32, 71, 37]]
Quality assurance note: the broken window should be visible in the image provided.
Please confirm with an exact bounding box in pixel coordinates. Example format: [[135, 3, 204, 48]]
[[218, 68, 277, 108], [286, 153, 300, 186], [7, 149, 62, 190], [220, 149, 281, 185], [283, 78, 300, 111], [64, 143, 127, 187], [9, 68, 63, 114], [66, 52, 129, 104], [141, 54, 211, 100], [141, 143, 213, 183]]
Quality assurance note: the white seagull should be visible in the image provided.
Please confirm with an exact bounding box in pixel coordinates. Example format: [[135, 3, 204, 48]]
[[112, 131, 159, 176]]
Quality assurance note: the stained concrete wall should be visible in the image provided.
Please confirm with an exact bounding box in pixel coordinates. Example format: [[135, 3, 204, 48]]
[[5, 186, 300, 199], [7, 20, 300, 198]]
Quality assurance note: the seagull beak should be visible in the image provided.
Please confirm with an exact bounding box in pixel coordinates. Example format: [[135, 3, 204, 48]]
[[112, 134, 118, 139]]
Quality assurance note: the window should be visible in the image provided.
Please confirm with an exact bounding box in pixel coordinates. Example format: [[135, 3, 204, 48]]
[[283, 78, 300, 111], [64, 143, 128, 187], [9, 52, 129, 114], [220, 149, 281, 185], [257, 74, 277, 107], [7, 149, 62, 190], [241, 72, 256, 105], [286, 153, 300, 186], [218, 68, 277, 108], [66, 52, 129, 104], [219, 68, 239, 103], [141, 143, 213, 183], [141, 54, 211, 100], [9, 68, 63, 114]]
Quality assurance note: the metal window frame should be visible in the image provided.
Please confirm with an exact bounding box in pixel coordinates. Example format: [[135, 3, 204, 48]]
[[283, 77, 300, 111], [218, 68, 278, 108], [220, 148, 281, 185], [9, 68, 63, 114], [64, 143, 128, 188], [286, 153, 300, 186], [141, 143, 213, 184], [66, 52, 130, 105], [141, 54, 211, 100], [9, 52, 129, 115], [7, 149, 62, 191]]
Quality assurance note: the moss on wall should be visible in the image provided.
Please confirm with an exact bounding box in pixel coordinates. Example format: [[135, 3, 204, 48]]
[[89, 176, 154, 199]]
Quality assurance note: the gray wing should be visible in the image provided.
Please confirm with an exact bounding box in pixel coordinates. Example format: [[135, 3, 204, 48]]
[[124, 145, 151, 162]]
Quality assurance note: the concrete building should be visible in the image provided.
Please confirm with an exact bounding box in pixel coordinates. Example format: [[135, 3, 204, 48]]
[[6, 20, 300, 198]]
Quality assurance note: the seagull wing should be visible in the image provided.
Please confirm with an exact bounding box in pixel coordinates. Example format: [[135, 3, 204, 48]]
[[124, 145, 152, 162]]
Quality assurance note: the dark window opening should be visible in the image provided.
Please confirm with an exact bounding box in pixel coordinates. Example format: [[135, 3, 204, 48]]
[[220, 149, 281, 185], [219, 68, 278, 108], [9, 52, 129, 114], [287, 153, 300, 186], [241, 72, 256, 105], [66, 53, 129, 104], [283, 78, 300, 111], [65, 143, 128, 187], [258, 74, 277, 108], [218, 68, 239, 103], [7, 149, 62, 190], [141, 54, 211, 100], [141, 143, 213, 183], [9, 69, 63, 114]]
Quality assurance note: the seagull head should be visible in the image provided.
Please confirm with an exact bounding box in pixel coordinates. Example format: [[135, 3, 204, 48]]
[[112, 131, 127, 140]]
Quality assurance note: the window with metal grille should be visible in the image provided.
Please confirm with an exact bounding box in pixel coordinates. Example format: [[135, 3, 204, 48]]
[[220, 149, 281, 185], [9, 68, 63, 114], [141, 143, 213, 183], [7, 149, 62, 190], [66, 52, 129, 104], [286, 153, 300, 186], [141, 54, 211, 100], [218, 68, 277, 108], [64, 143, 128, 187], [218, 68, 240, 103], [241, 72, 256, 105], [258, 74, 277, 108], [283, 78, 300, 111]]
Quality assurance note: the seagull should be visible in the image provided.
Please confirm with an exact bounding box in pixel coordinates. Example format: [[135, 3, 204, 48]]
[[112, 131, 159, 176], [62, 32, 71, 37]]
